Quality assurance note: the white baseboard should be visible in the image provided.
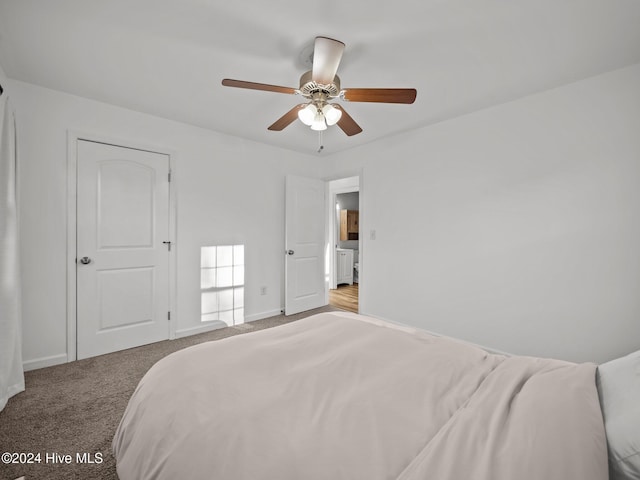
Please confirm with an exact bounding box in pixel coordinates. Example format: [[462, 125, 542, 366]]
[[245, 309, 283, 323], [174, 320, 228, 339], [174, 309, 284, 339], [24, 310, 288, 369], [23, 353, 68, 371]]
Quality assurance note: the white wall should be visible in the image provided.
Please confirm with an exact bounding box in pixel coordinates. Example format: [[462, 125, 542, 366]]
[[9, 62, 640, 367], [325, 64, 640, 363], [9, 80, 321, 369]]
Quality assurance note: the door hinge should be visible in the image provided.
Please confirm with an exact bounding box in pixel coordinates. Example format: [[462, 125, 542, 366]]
[[162, 241, 172, 251], [168, 169, 172, 182], [168, 311, 171, 321]]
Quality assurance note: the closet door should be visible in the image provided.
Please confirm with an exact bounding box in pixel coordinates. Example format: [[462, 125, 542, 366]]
[[76, 140, 170, 359]]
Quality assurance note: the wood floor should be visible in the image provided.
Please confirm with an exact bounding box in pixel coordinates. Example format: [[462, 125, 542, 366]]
[[329, 283, 359, 313]]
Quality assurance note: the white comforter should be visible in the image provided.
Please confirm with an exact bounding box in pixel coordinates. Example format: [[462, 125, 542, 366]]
[[113, 312, 608, 480]]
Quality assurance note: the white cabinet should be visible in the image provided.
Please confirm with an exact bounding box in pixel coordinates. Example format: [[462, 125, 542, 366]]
[[336, 249, 354, 286]]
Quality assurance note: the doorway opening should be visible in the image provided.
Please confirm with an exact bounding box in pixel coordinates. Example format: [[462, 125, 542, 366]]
[[328, 177, 360, 313]]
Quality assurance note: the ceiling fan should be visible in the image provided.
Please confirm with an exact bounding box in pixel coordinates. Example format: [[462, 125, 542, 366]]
[[222, 36, 417, 137]]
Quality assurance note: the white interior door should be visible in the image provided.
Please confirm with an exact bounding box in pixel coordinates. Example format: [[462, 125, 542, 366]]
[[76, 140, 170, 359], [285, 175, 326, 315]]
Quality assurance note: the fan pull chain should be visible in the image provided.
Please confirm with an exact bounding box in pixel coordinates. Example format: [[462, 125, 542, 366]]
[[317, 130, 324, 153]]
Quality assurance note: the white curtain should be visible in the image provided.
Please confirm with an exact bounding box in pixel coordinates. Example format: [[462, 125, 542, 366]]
[[0, 94, 24, 411]]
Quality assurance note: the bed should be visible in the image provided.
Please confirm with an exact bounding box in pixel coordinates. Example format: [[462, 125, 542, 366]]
[[113, 311, 638, 480]]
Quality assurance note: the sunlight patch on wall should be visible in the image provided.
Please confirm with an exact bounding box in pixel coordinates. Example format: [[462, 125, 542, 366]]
[[201, 245, 244, 325]]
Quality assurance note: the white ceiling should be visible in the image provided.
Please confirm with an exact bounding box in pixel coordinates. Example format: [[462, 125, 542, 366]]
[[1, 0, 640, 156]]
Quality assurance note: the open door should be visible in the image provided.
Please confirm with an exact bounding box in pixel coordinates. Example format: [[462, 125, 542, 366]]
[[285, 175, 326, 315]]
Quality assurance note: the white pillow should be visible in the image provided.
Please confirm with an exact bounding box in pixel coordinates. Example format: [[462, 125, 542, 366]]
[[596, 350, 640, 480]]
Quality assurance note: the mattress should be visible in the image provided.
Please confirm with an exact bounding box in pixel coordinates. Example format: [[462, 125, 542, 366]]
[[113, 311, 608, 480]]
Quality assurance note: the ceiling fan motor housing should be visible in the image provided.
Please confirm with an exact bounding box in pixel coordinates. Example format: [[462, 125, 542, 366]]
[[299, 70, 341, 99]]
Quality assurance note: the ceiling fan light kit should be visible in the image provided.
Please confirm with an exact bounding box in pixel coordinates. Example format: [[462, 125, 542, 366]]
[[297, 94, 343, 131], [222, 36, 417, 147]]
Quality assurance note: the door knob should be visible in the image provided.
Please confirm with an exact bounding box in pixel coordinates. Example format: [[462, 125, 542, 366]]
[[287, 250, 295, 255], [79, 256, 92, 264]]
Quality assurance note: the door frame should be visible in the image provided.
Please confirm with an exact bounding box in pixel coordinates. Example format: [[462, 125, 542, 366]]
[[326, 173, 363, 310], [66, 130, 178, 362]]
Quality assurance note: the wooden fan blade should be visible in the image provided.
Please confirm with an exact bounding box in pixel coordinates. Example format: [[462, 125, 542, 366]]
[[334, 105, 363, 136], [343, 88, 417, 104], [311, 37, 345, 85], [221, 79, 297, 95], [268, 104, 307, 131]]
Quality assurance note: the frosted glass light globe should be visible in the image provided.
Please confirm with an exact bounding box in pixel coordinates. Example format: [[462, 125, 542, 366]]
[[297, 104, 316, 126], [322, 104, 342, 126]]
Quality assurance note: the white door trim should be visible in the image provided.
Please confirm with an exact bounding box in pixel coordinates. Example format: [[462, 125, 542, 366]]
[[327, 175, 361, 294], [66, 130, 178, 362]]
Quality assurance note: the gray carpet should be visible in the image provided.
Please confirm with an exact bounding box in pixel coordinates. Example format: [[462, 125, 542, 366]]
[[0, 306, 339, 480]]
